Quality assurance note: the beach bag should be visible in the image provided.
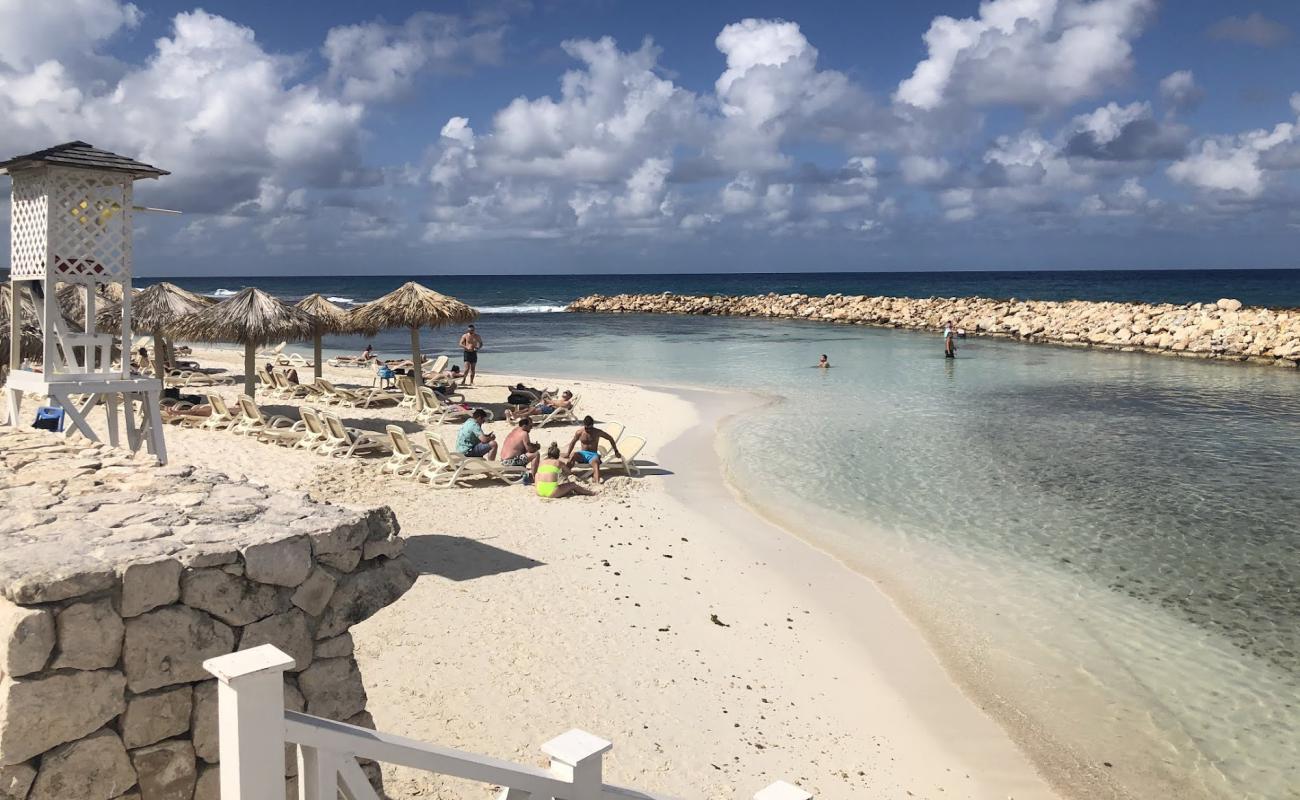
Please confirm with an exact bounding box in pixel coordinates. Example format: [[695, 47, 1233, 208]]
[[507, 391, 535, 405], [33, 406, 65, 432]]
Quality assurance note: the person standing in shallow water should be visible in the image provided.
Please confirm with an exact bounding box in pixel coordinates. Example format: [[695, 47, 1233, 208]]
[[458, 324, 482, 386], [817, 354, 830, 369], [943, 323, 956, 358]]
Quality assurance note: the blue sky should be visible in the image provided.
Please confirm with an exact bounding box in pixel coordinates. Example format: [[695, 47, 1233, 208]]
[[1, 0, 1299, 275]]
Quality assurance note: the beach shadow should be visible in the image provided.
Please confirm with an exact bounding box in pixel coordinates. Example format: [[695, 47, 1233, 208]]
[[404, 534, 545, 581]]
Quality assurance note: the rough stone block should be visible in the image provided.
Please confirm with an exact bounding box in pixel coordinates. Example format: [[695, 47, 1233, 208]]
[[28, 729, 135, 800], [190, 682, 218, 764], [128, 739, 196, 800], [192, 764, 218, 800], [316, 550, 360, 573], [0, 761, 35, 800], [0, 670, 126, 766], [238, 610, 314, 673], [244, 537, 312, 588], [121, 686, 192, 750], [362, 536, 403, 561], [297, 657, 366, 721], [290, 569, 336, 617], [313, 632, 352, 660], [309, 519, 369, 556], [52, 599, 124, 671], [317, 558, 416, 639], [118, 561, 182, 618], [0, 599, 55, 677], [179, 570, 285, 626], [123, 606, 235, 693]]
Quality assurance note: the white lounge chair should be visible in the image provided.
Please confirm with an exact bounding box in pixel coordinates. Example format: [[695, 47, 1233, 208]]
[[272, 370, 315, 399], [200, 392, 241, 432], [294, 407, 329, 453], [319, 412, 390, 459], [232, 395, 299, 442], [258, 341, 286, 359], [418, 434, 525, 488], [574, 434, 646, 477], [381, 425, 429, 477]]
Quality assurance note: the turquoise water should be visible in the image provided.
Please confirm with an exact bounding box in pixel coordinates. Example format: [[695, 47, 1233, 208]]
[[433, 313, 1299, 800]]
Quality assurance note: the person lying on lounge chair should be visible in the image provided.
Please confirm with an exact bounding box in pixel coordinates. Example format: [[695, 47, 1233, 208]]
[[506, 390, 574, 421], [536, 443, 595, 499], [564, 415, 621, 484]]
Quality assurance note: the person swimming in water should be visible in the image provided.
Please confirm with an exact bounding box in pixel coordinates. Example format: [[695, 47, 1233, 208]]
[[817, 354, 830, 368]]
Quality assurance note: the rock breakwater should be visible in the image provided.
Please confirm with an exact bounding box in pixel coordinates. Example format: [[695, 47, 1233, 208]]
[[568, 292, 1300, 367]]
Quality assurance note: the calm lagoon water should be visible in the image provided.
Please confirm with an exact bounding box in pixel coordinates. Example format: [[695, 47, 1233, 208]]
[[151, 272, 1300, 799]]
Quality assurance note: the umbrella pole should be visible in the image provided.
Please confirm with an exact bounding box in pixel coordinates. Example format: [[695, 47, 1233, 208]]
[[410, 327, 423, 387], [313, 334, 323, 380], [244, 343, 257, 398], [153, 328, 166, 378]]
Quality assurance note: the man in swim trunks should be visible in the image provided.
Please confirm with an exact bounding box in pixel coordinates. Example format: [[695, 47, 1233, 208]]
[[500, 416, 541, 478], [455, 409, 497, 459], [564, 415, 621, 484], [458, 324, 482, 386]]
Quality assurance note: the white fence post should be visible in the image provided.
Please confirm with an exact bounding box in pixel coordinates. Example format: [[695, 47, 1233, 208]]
[[541, 729, 612, 800], [753, 781, 813, 800], [203, 644, 296, 800]]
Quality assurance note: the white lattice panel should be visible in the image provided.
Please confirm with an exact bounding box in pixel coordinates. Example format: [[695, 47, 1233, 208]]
[[9, 169, 48, 279], [46, 167, 133, 284]]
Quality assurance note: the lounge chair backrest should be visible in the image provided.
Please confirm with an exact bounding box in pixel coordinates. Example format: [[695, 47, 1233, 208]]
[[618, 435, 646, 464], [236, 395, 263, 423], [398, 375, 417, 398], [428, 355, 448, 375], [316, 378, 336, 393], [425, 434, 454, 464], [418, 386, 438, 408], [603, 421, 625, 444], [207, 392, 232, 418], [272, 371, 289, 390], [386, 425, 412, 456], [300, 407, 325, 435], [321, 412, 349, 442]]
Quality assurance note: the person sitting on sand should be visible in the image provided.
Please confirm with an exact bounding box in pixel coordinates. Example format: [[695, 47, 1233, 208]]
[[565, 415, 621, 484], [500, 416, 541, 478], [818, 354, 830, 368], [537, 443, 595, 499], [507, 390, 573, 421], [456, 409, 497, 459], [133, 347, 151, 374]]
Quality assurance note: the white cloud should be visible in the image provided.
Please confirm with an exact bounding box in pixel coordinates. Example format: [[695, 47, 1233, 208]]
[[896, 0, 1154, 111], [1158, 70, 1203, 112], [900, 154, 951, 185], [1167, 124, 1295, 197], [0, 0, 139, 73], [323, 12, 503, 103], [614, 157, 672, 218]]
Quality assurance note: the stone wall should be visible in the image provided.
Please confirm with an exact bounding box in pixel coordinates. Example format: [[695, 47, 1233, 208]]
[[0, 430, 417, 800], [568, 293, 1300, 368]]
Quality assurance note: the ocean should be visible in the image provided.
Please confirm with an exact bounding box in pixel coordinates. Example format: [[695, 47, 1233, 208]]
[[145, 270, 1298, 799]]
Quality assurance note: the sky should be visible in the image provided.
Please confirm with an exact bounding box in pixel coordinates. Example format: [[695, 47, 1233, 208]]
[[1, 0, 1299, 276]]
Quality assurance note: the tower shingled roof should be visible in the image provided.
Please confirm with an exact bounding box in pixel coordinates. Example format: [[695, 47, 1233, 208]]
[[0, 141, 169, 178]]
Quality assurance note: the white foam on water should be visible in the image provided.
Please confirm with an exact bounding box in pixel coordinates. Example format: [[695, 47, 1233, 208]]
[[326, 296, 358, 306], [207, 288, 237, 297], [475, 303, 567, 314]]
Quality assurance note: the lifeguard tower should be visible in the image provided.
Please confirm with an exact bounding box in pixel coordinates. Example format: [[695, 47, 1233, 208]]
[[2, 142, 170, 463]]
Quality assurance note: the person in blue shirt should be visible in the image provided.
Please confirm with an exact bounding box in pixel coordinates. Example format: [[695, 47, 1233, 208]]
[[456, 409, 497, 459]]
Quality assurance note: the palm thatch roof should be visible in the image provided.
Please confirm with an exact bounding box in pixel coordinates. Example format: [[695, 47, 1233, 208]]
[[170, 287, 317, 347], [55, 282, 125, 324], [347, 281, 477, 336], [96, 281, 213, 331], [1, 284, 44, 361], [295, 293, 353, 334]]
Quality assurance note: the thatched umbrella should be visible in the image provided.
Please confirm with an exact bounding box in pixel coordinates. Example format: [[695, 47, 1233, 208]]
[[294, 294, 352, 380], [98, 282, 212, 376], [347, 281, 477, 387], [171, 287, 317, 397]]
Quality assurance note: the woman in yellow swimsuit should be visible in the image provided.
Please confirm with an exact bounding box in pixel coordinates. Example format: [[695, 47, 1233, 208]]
[[537, 443, 595, 499]]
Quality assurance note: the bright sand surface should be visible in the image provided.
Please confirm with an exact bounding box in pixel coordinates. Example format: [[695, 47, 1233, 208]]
[[136, 346, 1063, 799]]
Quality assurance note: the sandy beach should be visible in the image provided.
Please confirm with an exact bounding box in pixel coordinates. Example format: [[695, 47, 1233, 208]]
[[121, 345, 1062, 800]]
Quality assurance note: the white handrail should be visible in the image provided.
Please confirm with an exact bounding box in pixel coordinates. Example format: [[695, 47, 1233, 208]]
[[205, 646, 812, 800]]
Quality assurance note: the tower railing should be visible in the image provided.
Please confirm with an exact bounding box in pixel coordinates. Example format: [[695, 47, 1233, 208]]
[[205, 646, 813, 800]]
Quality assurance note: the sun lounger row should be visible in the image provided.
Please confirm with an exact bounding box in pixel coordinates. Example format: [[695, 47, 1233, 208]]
[[380, 426, 526, 488]]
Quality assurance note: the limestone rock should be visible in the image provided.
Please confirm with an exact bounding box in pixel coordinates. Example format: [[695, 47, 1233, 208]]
[[362, 536, 404, 561], [0, 762, 35, 800], [0, 599, 55, 677], [190, 681, 219, 764], [1217, 298, 1243, 312], [316, 550, 360, 573], [297, 657, 366, 721], [193, 765, 218, 800], [317, 558, 416, 639], [314, 632, 353, 660], [0, 670, 126, 765], [118, 561, 182, 618], [238, 610, 314, 673], [121, 686, 192, 750], [123, 606, 235, 693], [290, 568, 336, 617], [52, 599, 124, 671], [243, 537, 312, 588], [28, 729, 135, 800], [180, 570, 285, 626], [129, 739, 196, 800]]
